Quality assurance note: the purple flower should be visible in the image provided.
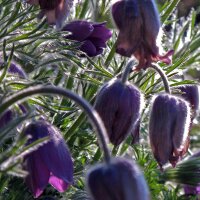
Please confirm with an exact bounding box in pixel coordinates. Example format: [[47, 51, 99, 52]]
[[87, 157, 150, 200], [62, 20, 112, 57], [149, 94, 191, 168], [112, 0, 173, 70], [94, 78, 143, 146], [27, 0, 73, 28], [23, 120, 73, 198], [175, 85, 199, 119]]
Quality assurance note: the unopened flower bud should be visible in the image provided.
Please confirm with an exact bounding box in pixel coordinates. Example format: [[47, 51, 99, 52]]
[[149, 94, 191, 168], [94, 78, 143, 146], [112, 0, 173, 70], [87, 157, 150, 200]]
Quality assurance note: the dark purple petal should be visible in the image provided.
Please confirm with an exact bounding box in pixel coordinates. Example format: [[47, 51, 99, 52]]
[[49, 175, 69, 192], [41, 128, 73, 187], [39, 0, 61, 10], [63, 21, 94, 41], [80, 40, 97, 57], [24, 151, 50, 198], [23, 120, 73, 197], [87, 157, 150, 200], [89, 38, 106, 48], [89, 25, 112, 41]]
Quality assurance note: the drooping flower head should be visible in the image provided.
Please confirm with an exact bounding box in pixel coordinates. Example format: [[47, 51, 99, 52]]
[[62, 20, 112, 57], [112, 0, 173, 70], [27, 0, 73, 28], [87, 157, 150, 200], [149, 94, 191, 168], [23, 120, 73, 198], [94, 78, 143, 146]]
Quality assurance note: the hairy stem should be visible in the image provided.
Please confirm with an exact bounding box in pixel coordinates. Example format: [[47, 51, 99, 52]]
[[150, 63, 171, 94], [121, 59, 136, 84], [0, 86, 111, 163]]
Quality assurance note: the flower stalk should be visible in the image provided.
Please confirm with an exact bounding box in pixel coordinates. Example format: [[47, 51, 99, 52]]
[[121, 59, 136, 84], [0, 86, 111, 163], [150, 63, 171, 94]]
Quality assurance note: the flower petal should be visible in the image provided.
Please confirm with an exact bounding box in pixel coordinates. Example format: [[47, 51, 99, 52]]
[[90, 25, 112, 41], [24, 151, 50, 198], [40, 124, 73, 186], [80, 40, 97, 57], [49, 175, 69, 192], [63, 21, 94, 41]]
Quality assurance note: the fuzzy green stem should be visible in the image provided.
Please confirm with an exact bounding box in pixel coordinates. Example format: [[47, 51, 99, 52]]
[[0, 86, 111, 163], [150, 63, 171, 94], [121, 59, 136, 84]]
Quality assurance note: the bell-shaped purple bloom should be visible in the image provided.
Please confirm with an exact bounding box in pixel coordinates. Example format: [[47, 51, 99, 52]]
[[87, 157, 150, 200], [62, 20, 112, 57], [112, 0, 173, 70], [175, 85, 199, 119], [94, 78, 143, 146], [149, 94, 191, 168], [27, 0, 73, 28], [23, 120, 73, 198]]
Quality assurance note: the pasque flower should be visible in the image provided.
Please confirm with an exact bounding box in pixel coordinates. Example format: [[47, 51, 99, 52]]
[[94, 78, 143, 146], [175, 85, 199, 119], [87, 157, 150, 200], [112, 0, 173, 70], [62, 20, 112, 57], [23, 120, 73, 198], [149, 94, 191, 168], [27, 0, 73, 28]]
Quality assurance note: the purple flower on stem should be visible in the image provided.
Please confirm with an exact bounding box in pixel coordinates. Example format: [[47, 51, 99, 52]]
[[62, 20, 112, 57], [87, 157, 150, 200], [23, 120, 73, 198], [149, 94, 191, 169], [111, 0, 173, 70], [175, 85, 199, 119], [94, 78, 143, 146], [27, 0, 73, 28]]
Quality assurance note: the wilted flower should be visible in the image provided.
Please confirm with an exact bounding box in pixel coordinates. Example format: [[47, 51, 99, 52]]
[[23, 120, 73, 198], [62, 20, 112, 57], [175, 85, 199, 118], [94, 78, 143, 146], [111, 0, 173, 70], [149, 94, 191, 168], [27, 0, 73, 28], [87, 157, 150, 200]]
